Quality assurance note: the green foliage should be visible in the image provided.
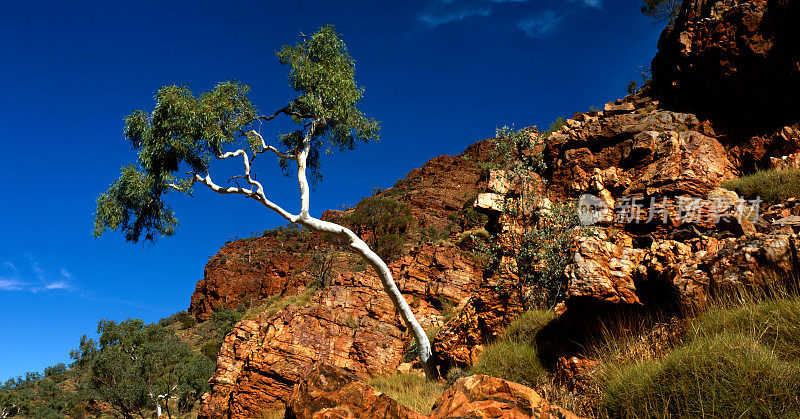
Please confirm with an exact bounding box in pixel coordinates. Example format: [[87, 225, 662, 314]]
[[95, 24, 379, 243], [542, 117, 567, 138], [344, 197, 412, 262], [262, 222, 305, 239], [480, 125, 544, 172], [723, 167, 800, 204], [626, 68, 653, 97], [198, 308, 244, 361], [478, 125, 582, 307], [158, 310, 196, 329], [626, 80, 638, 95], [367, 373, 445, 414], [516, 202, 582, 305], [71, 318, 215, 419], [93, 164, 179, 243], [276, 25, 380, 160], [641, 0, 682, 24]]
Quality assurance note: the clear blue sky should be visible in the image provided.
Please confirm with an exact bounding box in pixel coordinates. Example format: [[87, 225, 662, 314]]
[[0, 0, 662, 381]]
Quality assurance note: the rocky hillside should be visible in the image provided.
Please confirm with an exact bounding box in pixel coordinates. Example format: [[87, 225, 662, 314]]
[[190, 1, 800, 417]]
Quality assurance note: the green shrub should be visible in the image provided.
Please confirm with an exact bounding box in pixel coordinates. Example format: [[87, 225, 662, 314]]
[[262, 223, 305, 239], [470, 341, 546, 387], [600, 333, 800, 418], [343, 196, 412, 262], [722, 168, 800, 204]]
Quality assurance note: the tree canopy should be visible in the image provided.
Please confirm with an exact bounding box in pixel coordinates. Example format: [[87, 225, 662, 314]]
[[94, 24, 379, 243], [94, 24, 438, 380]]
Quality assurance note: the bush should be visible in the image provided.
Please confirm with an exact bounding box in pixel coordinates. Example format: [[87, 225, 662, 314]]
[[600, 333, 800, 418], [722, 167, 800, 204], [368, 373, 444, 414], [343, 197, 412, 262], [262, 222, 305, 239], [159, 310, 196, 328]]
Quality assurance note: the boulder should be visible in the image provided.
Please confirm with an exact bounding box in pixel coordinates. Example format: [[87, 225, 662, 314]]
[[429, 375, 582, 419], [286, 363, 425, 419]]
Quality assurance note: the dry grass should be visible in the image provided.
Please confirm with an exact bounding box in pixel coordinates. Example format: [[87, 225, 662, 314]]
[[368, 373, 445, 414]]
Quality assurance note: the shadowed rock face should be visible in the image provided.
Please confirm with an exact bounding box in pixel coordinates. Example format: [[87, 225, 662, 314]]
[[651, 0, 800, 131]]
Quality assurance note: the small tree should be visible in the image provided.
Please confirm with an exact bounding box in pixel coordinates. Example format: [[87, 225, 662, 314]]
[[641, 0, 682, 24], [93, 25, 437, 378]]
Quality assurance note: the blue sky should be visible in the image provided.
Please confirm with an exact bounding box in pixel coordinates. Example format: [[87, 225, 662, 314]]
[[0, 0, 662, 381]]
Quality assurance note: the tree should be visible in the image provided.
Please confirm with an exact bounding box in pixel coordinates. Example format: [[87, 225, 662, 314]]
[[72, 319, 213, 418], [93, 25, 438, 378], [641, 0, 682, 24]]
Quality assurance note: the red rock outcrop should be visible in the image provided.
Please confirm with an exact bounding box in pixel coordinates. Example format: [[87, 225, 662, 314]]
[[188, 234, 325, 321], [199, 243, 483, 418], [429, 375, 581, 419], [433, 285, 526, 370], [286, 363, 425, 419], [194, 2, 800, 414], [286, 364, 581, 419]]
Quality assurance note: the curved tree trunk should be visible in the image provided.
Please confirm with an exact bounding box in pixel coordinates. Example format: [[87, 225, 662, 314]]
[[299, 215, 438, 379], [192, 123, 440, 379]]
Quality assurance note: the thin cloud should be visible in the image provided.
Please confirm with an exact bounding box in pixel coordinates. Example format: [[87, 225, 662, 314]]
[[44, 281, 72, 291], [0, 278, 24, 291], [568, 0, 602, 9], [26, 254, 46, 280], [518, 10, 565, 37], [0, 257, 74, 293], [418, 7, 492, 27]]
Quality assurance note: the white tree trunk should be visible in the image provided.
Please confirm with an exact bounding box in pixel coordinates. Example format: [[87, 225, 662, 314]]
[[191, 124, 439, 379]]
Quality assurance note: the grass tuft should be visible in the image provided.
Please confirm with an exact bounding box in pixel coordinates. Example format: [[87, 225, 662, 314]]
[[470, 340, 546, 387], [367, 373, 444, 414], [600, 333, 800, 418], [722, 167, 800, 204]]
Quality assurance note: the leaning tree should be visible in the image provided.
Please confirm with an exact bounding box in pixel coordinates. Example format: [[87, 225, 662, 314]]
[[93, 25, 437, 379]]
